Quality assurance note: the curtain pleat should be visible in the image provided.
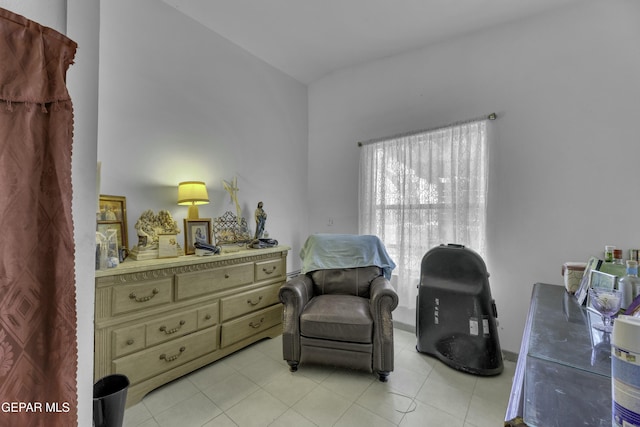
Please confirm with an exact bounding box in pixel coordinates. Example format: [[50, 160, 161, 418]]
[[359, 121, 488, 310], [0, 8, 78, 427]]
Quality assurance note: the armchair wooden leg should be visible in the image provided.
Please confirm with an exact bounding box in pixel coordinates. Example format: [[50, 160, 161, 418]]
[[287, 361, 299, 372], [377, 371, 390, 382]]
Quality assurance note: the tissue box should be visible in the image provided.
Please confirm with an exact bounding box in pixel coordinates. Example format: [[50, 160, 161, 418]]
[[562, 262, 587, 294]]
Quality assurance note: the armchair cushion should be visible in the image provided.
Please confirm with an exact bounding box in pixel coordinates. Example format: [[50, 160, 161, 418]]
[[300, 295, 373, 343]]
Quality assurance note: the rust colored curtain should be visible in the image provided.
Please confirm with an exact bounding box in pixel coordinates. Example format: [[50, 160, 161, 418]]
[[0, 8, 78, 427]]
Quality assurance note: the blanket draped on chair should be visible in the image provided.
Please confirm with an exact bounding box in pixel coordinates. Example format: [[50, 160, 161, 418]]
[[300, 234, 396, 280]]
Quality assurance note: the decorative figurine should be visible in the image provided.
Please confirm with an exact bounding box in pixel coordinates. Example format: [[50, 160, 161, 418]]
[[212, 211, 252, 244], [254, 201, 267, 239], [130, 209, 183, 260]]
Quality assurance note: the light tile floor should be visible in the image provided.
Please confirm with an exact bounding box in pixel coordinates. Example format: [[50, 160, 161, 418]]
[[123, 327, 515, 427]]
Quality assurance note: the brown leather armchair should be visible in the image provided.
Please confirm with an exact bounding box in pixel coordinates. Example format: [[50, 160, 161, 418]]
[[279, 235, 398, 381]]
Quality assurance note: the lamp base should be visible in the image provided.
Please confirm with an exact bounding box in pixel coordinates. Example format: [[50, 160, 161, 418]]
[[187, 204, 200, 219]]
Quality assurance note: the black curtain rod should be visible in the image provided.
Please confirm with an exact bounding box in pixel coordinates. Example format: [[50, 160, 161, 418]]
[[357, 112, 497, 147]]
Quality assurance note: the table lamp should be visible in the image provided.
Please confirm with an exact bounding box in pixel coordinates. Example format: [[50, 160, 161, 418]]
[[177, 181, 209, 219]]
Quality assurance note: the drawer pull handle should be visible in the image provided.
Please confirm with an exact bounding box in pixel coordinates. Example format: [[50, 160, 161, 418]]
[[159, 320, 186, 335], [263, 266, 277, 275], [159, 346, 186, 362], [249, 317, 265, 329], [247, 296, 263, 306], [224, 274, 230, 279], [126, 339, 135, 345], [129, 288, 159, 302], [204, 314, 212, 320]]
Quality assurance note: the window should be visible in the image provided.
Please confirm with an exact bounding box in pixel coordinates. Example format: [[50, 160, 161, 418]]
[[359, 120, 489, 316]]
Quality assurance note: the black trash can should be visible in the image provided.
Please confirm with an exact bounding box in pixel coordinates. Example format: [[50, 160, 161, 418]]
[[93, 374, 129, 427], [416, 244, 503, 376]]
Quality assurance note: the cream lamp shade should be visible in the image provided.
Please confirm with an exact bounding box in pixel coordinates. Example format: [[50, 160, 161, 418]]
[[177, 181, 209, 219]]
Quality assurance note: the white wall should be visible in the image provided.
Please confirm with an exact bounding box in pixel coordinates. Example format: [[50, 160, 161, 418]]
[[0, 0, 66, 30], [97, 0, 309, 271], [308, 0, 640, 353], [67, 1, 100, 424]]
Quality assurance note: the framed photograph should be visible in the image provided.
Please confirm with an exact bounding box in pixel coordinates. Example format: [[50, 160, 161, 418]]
[[575, 257, 603, 306], [97, 195, 128, 250], [586, 270, 619, 313], [97, 222, 125, 250], [590, 269, 617, 291], [184, 218, 212, 255], [158, 233, 179, 258]]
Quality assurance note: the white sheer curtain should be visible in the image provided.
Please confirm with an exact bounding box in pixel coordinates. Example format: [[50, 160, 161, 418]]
[[359, 120, 489, 312]]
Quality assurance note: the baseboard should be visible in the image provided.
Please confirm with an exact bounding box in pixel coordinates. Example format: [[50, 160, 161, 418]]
[[393, 320, 415, 333], [502, 349, 519, 362]]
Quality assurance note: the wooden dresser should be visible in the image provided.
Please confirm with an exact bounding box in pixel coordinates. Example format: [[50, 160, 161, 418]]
[[94, 245, 289, 406]]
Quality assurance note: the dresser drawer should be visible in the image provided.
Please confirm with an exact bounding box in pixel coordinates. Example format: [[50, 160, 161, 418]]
[[114, 327, 218, 385], [255, 258, 285, 282], [197, 302, 219, 329], [175, 263, 254, 300], [112, 323, 146, 358], [146, 310, 198, 347], [221, 305, 282, 347], [220, 283, 282, 321], [112, 278, 172, 315]]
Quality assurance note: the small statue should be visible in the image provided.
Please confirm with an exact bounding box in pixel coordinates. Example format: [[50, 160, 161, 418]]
[[132, 209, 183, 258], [135, 209, 157, 248], [135, 209, 180, 249], [158, 209, 180, 234], [254, 201, 267, 239]]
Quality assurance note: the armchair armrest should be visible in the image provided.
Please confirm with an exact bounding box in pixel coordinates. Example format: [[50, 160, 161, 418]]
[[279, 274, 314, 315], [369, 276, 398, 374], [278, 274, 314, 364], [370, 276, 399, 314]]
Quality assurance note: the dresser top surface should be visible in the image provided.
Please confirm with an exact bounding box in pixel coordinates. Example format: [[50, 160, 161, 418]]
[[95, 245, 290, 278], [527, 283, 611, 378]]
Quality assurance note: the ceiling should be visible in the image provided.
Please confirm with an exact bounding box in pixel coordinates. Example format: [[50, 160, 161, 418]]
[[161, 0, 585, 85]]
